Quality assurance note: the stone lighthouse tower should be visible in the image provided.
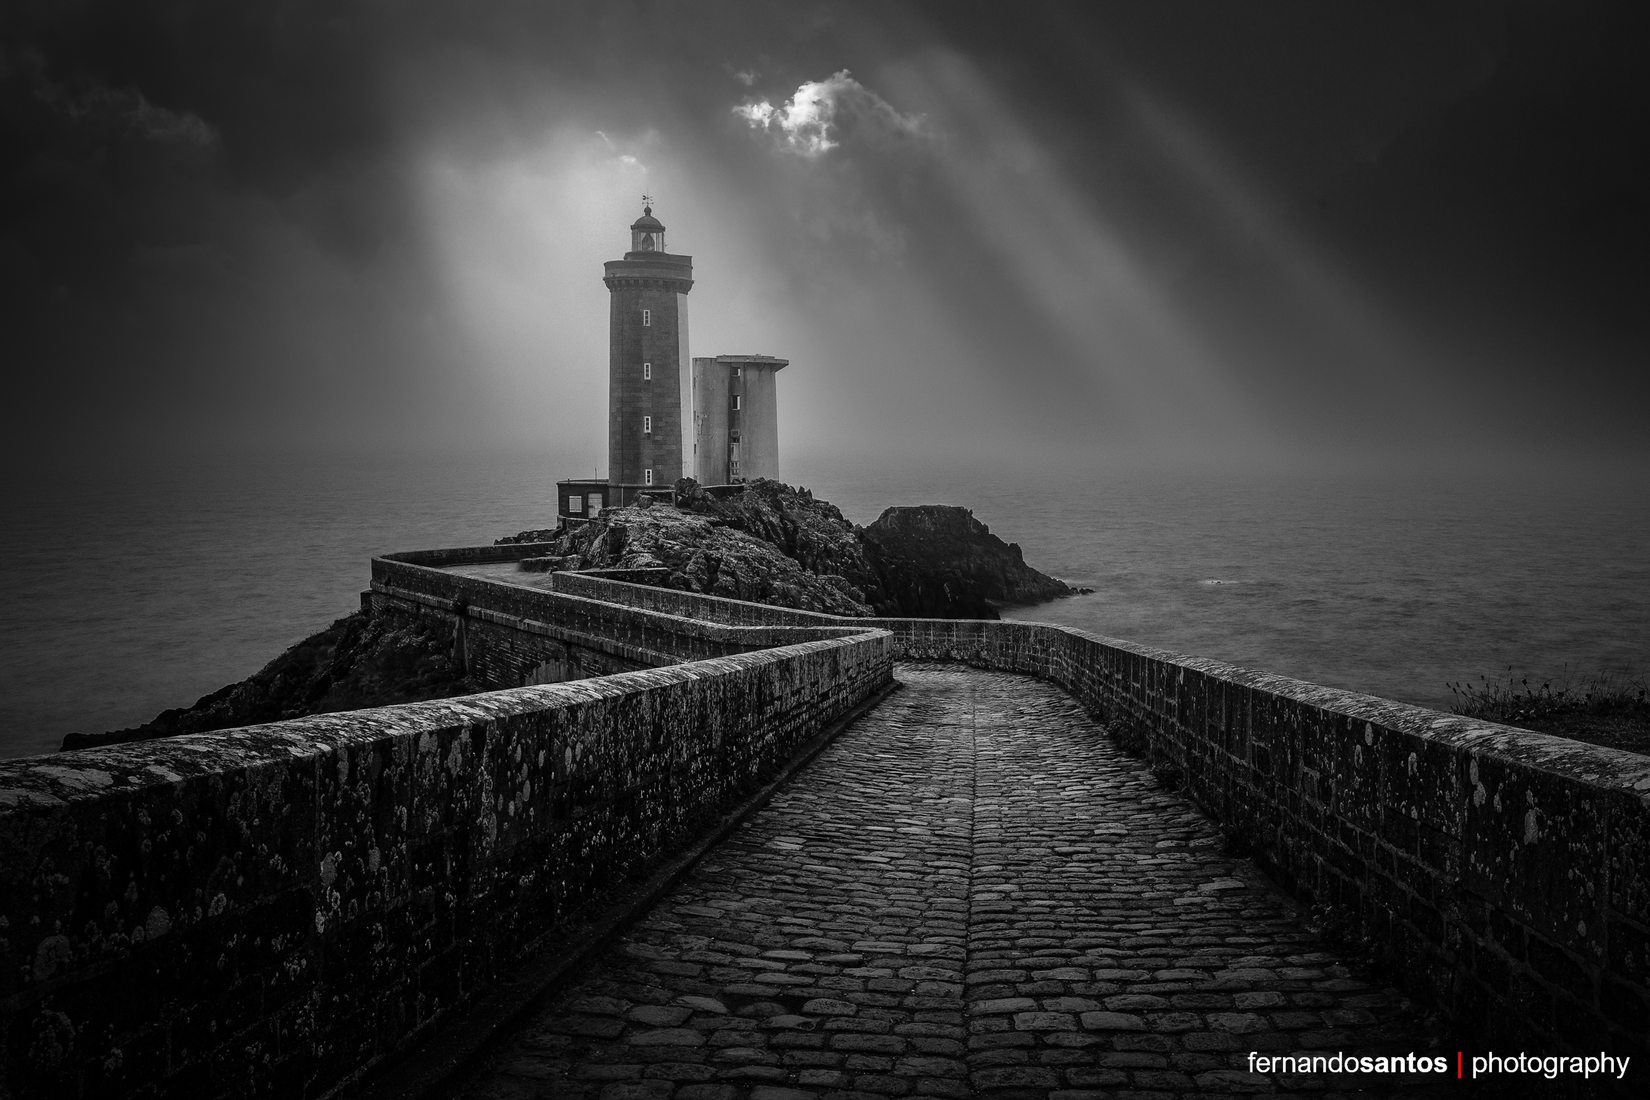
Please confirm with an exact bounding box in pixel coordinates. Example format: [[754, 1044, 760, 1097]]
[[603, 202, 693, 504]]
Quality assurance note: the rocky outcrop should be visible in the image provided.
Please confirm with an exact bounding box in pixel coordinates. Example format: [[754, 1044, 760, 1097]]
[[500, 478, 1077, 620], [508, 497, 876, 616], [61, 610, 481, 750], [669, 478, 895, 610], [862, 504, 1076, 617]]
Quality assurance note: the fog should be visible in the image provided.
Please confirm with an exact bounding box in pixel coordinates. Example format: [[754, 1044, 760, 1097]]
[[4, 1, 1646, 480]]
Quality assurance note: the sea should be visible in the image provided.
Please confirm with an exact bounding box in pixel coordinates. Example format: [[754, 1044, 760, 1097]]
[[2, 446, 1646, 761]]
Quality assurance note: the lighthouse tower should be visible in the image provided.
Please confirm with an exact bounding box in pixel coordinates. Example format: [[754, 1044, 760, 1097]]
[[603, 202, 693, 504]]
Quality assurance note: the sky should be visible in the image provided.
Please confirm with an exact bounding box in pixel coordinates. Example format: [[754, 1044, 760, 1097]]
[[3, 0, 1647, 478]]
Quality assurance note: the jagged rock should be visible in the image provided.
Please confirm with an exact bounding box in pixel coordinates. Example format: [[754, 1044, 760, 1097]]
[[555, 503, 874, 616], [672, 478, 893, 610], [538, 479, 1076, 621], [862, 504, 1075, 616]]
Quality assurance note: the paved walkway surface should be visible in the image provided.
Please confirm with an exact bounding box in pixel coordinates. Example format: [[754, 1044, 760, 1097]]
[[456, 665, 1453, 1099]]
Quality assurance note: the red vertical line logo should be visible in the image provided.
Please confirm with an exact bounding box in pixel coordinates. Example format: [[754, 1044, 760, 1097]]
[[1457, 1051, 1463, 1079]]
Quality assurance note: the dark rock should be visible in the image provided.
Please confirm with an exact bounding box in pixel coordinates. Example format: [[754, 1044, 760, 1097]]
[[553, 497, 874, 616], [546, 479, 1076, 621], [862, 504, 1074, 616], [61, 610, 481, 751], [672, 478, 893, 610]]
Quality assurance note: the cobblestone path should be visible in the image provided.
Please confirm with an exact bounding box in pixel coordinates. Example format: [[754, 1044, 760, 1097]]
[[457, 665, 1452, 1099]]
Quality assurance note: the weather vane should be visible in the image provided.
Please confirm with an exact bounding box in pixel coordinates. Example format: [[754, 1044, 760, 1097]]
[[641, 193, 654, 209]]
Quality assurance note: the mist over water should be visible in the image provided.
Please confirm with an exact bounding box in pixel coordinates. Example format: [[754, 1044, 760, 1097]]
[[799, 446, 1650, 712], [3, 445, 1643, 761], [1, 448, 566, 759]]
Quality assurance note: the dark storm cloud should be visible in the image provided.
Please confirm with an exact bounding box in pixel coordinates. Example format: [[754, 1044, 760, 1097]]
[[2, 0, 1645, 465], [1309, 3, 1650, 359], [2, 1, 418, 454], [3, 1, 394, 255]]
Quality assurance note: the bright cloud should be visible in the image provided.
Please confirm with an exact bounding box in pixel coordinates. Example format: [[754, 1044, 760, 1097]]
[[734, 69, 924, 157]]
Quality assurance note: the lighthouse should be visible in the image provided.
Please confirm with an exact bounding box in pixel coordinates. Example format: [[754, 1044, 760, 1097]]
[[602, 202, 693, 504], [555, 202, 792, 526]]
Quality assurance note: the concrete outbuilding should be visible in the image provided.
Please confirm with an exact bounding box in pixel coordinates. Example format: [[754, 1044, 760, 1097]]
[[692, 354, 788, 485]]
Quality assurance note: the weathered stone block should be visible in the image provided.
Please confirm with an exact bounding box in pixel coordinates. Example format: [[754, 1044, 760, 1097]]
[[1462, 756, 1608, 961]]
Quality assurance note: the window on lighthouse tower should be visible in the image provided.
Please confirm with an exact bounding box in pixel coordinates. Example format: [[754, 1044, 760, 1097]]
[[643, 415, 652, 434], [642, 309, 651, 326], [643, 362, 652, 380]]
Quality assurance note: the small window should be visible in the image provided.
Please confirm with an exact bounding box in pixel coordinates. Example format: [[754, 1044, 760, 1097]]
[[586, 493, 602, 513], [642, 309, 651, 326], [644, 469, 654, 486], [643, 415, 652, 434], [567, 495, 583, 513], [643, 362, 652, 380], [732, 395, 741, 411]]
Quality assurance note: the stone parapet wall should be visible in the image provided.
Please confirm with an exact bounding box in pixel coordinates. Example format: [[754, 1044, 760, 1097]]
[[369, 558, 860, 680], [874, 615, 1650, 1065], [0, 633, 894, 1099], [363, 588, 661, 687], [546, 571, 846, 627], [382, 545, 556, 568], [512, 575, 1650, 1060], [8, 558, 1644, 1099], [391, 568, 1650, 1061]]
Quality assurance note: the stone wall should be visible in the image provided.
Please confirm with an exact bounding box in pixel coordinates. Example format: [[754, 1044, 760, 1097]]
[[8, 560, 1646, 1099], [370, 555, 862, 689], [481, 575, 1650, 1061], [0, 632, 893, 1099], [546, 571, 845, 627], [886, 616, 1650, 1065]]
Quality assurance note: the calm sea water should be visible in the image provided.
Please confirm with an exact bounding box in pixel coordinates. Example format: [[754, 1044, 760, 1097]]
[[2, 447, 1645, 760]]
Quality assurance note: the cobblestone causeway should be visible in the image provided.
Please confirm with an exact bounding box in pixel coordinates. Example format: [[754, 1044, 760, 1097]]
[[456, 664, 1454, 1099]]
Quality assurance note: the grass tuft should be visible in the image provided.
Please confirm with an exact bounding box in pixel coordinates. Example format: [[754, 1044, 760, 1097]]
[[1446, 667, 1650, 756]]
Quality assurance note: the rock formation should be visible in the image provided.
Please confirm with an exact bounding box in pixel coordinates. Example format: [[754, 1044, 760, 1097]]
[[529, 499, 876, 616], [501, 478, 1078, 620], [862, 503, 1077, 618]]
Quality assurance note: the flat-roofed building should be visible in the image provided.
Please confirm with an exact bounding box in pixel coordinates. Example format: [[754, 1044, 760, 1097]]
[[692, 354, 788, 485]]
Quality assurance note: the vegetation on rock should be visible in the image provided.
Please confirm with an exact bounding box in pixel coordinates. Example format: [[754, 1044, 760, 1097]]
[[1448, 667, 1650, 756]]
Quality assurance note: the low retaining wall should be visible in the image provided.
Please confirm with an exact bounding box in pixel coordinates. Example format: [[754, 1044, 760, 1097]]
[[0, 631, 893, 1099]]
